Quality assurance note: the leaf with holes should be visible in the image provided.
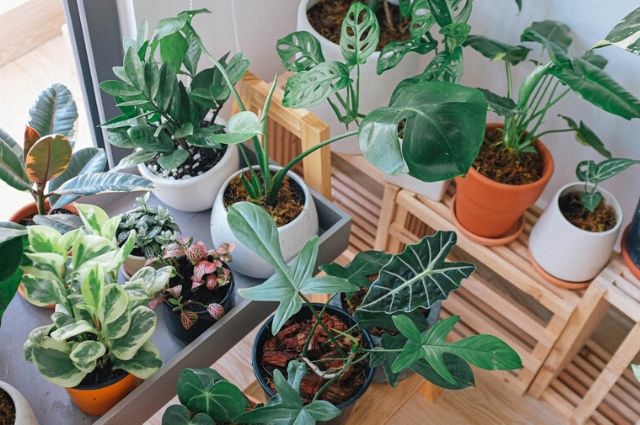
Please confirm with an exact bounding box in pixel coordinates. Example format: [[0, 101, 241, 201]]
[[25, 135, 72, 184], [277, 31, 325, 72], [283, 61, 351, 108], [28, 83, 78, 138], [340, 2, 380, 65], [357, 231, 474, 314]]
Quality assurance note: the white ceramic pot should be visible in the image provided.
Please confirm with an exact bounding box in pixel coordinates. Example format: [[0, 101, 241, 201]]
[[210, 166, 319, 278], [384, 174, 450, 202], [529, 182, 623, 282], [139, 144, 240, 212], [296, 0, 424, 154], [122, 254, 147, 278], [0, 381, 39, 425]]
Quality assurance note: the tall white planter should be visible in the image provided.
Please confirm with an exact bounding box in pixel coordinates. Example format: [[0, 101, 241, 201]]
[[210, 166, 319, 278], [529, 182, 623, 282], [296, 0, 424, 154], [384, 175, 450, 202], [139, 144, 239, 213], [0, 381, 39, 425]]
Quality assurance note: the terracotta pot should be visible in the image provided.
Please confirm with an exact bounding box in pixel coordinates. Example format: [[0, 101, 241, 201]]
[[0, 380, 39, 424], [454, 124, 554, 239], [65, 372, 140, 416]]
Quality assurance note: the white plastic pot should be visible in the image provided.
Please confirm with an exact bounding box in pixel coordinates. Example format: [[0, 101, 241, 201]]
[[384, 174, 450, 202], [529, 182, 622, 282], [0, 381, 39, 425], [210, 166, 319, 279], [296, 0, 424, 154], [122, 254, 146, 278], [139, 144, 240, 213]]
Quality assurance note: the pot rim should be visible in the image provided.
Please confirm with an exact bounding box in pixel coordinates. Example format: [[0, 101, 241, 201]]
[[138, 143, 235, 187], [252, 303, 375, 410], [9, 200, 78, 223], [72, 369, 130, 391], [551, 181, 623, 237], [460, 123, 555, 191], [214, 165, 314, 232]]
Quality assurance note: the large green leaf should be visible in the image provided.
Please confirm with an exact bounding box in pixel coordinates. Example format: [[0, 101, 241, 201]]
[[597, 7, 640, 55], [551, 58, 640, 120], [357, 231, 474, 314], [53, 172, 153, 199], [340, 2, 380, 65], [283, 61, 351, 108], [49, 148, 107, 208], [320, 250, 391, 288], [160, 32, 188, 70], [0, 133, 30, 191], [521, 20, 572, 66], [464, 35, 531, 65], [29, 336, 85, 387], [28, 83, 78, 138], [25, 135, 72, 185], [478, 88, 518, 117], [277, 31, 325, 72], [359, 78, 487, 181]]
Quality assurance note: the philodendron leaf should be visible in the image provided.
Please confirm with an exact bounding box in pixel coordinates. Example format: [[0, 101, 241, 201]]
[[357, 231, 475, 314], [559, 116, 611, 158], [25, 135, 72, 184], [229, 202, 357, 333], [576, 158, 640, 185], [464, 35, 531, 65], [520, 20, 573, 67], [277, 31, 325, 72], [162, 405, 214, 425], [52, 172, 153, 209], [581, 192, 603, 213], [478, 88, 517, 117], [359, 78, 487, 182], [28, 83, 78, 138], [320, 250, 391, 288], [596, 7, 640, 55], [340, 2, 380, 66], [176, 368, 247, 422], [283, 61, 351, 108]]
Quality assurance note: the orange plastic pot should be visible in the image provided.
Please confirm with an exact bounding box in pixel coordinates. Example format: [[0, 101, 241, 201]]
[[65, 373, 140, 416], [454, 124, 554, 239]]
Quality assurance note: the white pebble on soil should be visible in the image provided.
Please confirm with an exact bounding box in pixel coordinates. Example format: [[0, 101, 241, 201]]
[[193, 153, 201, 161], [193, 162, 200, 169]]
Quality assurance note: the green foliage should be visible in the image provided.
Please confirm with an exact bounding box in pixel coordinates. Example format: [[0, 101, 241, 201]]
[[575, 158, 640, 212], [0, 224, 26, 325], [595, 6, 640, 55]]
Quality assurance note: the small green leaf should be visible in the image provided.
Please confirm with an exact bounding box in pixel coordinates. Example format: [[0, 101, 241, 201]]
[[277, 31, 325, 72], [559, 116, 611, 158], [157, 149, 189, 171], [340, 2, 380, 65], [464, 35, 531, 65], [392, 315, 422, 342], [283, 61, 351, 108], [581, 191, 603, 212]]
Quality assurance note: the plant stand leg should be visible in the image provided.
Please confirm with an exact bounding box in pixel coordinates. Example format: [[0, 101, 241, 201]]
[[374, 184, 400, 250], [301, 115, 332, 199]]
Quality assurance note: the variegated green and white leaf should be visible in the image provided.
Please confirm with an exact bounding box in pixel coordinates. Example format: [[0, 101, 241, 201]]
[[28, 225, 64, 255], [24, 252, 66, 279], [74, 203, 110, 235], [596, 7, 640, 55], [358, 231, 475, 314], [106, 307, 132, 339], [112, 340, 162, 379], [70, 340, 106, 372], [72, 235, 114, 270], [50, 320, 96, 342], [20, 271, 66, 307], [109, 305, 157, 361], [101, 284, 129, 324], [576, 158, 640, 184], [81, 265, 105, 314], [127, 266, 175, 299], [28, 337, 85, 388]]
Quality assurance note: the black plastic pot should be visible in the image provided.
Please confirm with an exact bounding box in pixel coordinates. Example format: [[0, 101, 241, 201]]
[[252, 304, 375, 425], [161, 273, 236, 344], [623, 197, 640, 277]]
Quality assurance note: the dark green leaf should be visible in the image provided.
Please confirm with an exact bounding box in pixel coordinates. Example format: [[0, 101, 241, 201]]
[[160, 32, 189, 70], [521, 20, 573, 67], [320, 250, 391, 287], [377, 37, 437, 74], [478, 88, 517, 117], [162, 405, 214, 425], [559, 115, 611, 158], [277, 31, 325, 72], [409, 0, 436, 39], [0, 267, 22, 326], [581, 191, 602, 212], [465, 35, 531, 65], [127, 125, 174, 152], [393, 315, 422, 342], [426, 0, 454, 27], [157, 149, 189, 171]]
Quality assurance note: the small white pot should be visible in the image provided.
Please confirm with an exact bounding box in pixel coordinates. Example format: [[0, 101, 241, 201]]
[[122, 254, 147, 278], [0, 381, 39, 425], [297, 0, 424, 154], [529, 182, 622, 282], [384, 174, 450, 202], [210, 166, 319, 278], [139, 144, 240, 212]]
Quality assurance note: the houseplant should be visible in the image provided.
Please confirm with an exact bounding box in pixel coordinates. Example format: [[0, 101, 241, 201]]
[[151, 238, 235, 343], [226, 201, 522, 423], [0, 381, 38, 425], [117, 193, 180, 277], [100, 10, 247, 212], [21, 221, 173, 415], [529, 158, 639, 287], [459, 19, 640, 243]]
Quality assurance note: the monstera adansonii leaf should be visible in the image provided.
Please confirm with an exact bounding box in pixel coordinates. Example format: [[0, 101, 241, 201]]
[[357, 231, 475, 314], [359, 78, 487, 182], [228, 202, 358, 334]]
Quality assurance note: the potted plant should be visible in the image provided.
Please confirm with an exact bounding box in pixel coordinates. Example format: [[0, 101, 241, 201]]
[[117, 193, 180, 277], [151, 238, 235, 343], [459, 20, 640, 243], [0, 381, 38, 425], [100, 9, 247, 212], [225, 201, 522, 423], [21, 218, 173, 415], [529, 157, 639, 287]]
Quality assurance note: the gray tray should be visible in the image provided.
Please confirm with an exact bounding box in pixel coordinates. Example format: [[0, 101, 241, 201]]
[[0, 182, 351, 425]]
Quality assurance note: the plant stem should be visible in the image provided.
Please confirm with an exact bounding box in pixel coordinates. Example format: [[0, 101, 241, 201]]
[[36, 183, 46, 215], [301, 299, 333, 357], [506, 62, 513, 99], [534, 128, 574, 139], [299, 294, 347, 358]]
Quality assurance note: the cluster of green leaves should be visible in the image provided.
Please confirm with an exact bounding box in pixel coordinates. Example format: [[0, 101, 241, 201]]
[[117, 193, 180, 258], [21, 204, 174, 387], [100, 9, 250, 172], [575, 158, 640, 212], [164, 362, 341, 425], [225, 201, 522, 423], [466, 20, 640, 155]]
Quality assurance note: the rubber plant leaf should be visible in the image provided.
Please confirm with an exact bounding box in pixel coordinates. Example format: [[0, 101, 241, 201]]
[[357, 231, 475, 314], [277, 31, 325, 72], [340, 2, 380, 66], [0, 132, 30, 191], [48, 148, 107, 208], [28, 83, 78, 138], [595, 7, 640, 55], [25, 135, 72, 185], [52, 172, 153, 209], [359, 78, 487, 182]]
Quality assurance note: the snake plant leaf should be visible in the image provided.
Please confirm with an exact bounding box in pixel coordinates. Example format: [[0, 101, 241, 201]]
[[69, 340, 106, 373], [112, 340, 162, 379], [340, 2, 380, 66], [0, 134, 30, 190], [283, 61, 351, 108], [28, 83, 78, 138], [550, 58, 640, 120], [53, 172, 153, 201], [359, 78, 487, 182], [277, 31, 325, 72], [25, 135, 72, 185], [521, 20, 573, 67], [109, 305, 157, 361], [559, 115, 611, 158], [162, 405, 214, 425], [321, 250, 391, 288], [464, 35, 531, 65], [357, 231, 474, 314], [176, 368, 248, 422], [478, 88, 518, 117], [596, 7, 640, 55], [49, 148, 107, 208], [28, 336, 85, 387]]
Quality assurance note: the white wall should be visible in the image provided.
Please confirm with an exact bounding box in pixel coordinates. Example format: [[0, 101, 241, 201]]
[[124, 0, 640, 231]]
